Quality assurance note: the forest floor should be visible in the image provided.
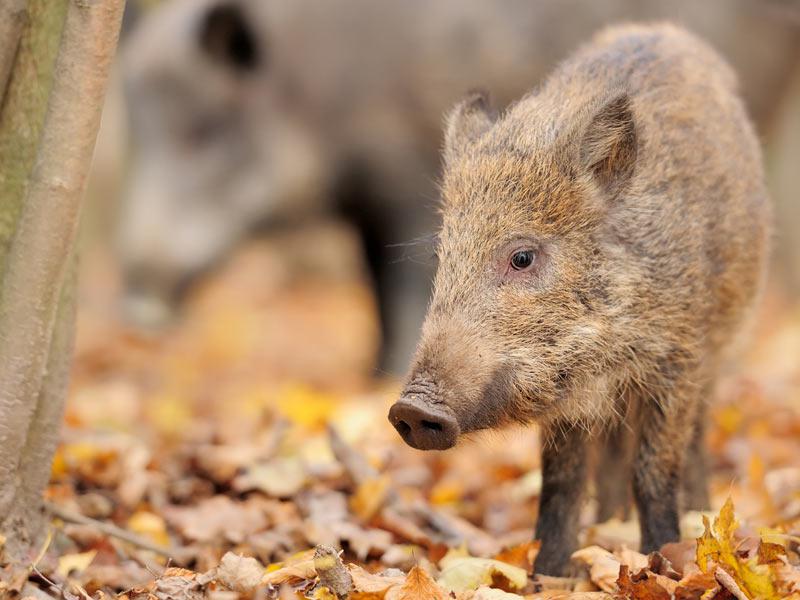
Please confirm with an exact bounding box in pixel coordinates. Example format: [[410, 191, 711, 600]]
[[18, 225, 800, 599]]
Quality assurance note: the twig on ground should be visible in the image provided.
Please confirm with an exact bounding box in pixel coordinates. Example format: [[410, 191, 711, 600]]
[[45, 501, 186, 561]]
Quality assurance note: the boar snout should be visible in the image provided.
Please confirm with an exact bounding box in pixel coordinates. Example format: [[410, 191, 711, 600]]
[[388, 395, 459, 451]]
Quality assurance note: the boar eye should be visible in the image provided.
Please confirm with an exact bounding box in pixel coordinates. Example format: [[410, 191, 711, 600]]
[[510, 249, 535, 271]]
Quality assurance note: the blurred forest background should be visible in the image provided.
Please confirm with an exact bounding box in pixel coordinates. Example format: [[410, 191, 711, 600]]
[[37, 0, 800, 597]]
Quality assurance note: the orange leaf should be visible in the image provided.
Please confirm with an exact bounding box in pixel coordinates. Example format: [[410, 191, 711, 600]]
[[385, 566, 447, 600]]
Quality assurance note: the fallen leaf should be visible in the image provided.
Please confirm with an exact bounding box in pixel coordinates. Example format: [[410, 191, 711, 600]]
[[351, 475, 392, 521], [263, 550, 317, 586], [458, 585, 525, 599], [154, 568, 205, 600], [128, 511, 170, 548], [615, 565, 670, 600], [348, 564, 405, 594], [276, 385, 338, 430], [164, 496, 267, 543], [215, 552, 265, 592], [233, 456, 308, 498], [695, 497, 779, 600], [493, 541, 540, 572], [386, 566, 447, 600], [438, 557, 528, 593], [571, 546, 621, 593], [57, 550, 97, 577]]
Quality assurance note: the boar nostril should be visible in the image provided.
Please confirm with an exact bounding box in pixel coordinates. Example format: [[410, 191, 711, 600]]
[[395, 420, 412, 437], [420, 419, 443, 432]]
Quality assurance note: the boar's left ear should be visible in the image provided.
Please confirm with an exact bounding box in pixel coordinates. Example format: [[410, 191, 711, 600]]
[[444, 90, 495, 165], [579, 93, 637, 197]]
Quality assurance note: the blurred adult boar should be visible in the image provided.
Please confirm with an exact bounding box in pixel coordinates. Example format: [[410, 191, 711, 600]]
[[388, 24, 771, 574], [118, 0, 797, 372]]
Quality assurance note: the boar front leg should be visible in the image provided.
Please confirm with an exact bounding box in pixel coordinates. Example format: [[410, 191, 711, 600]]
[[534, 421, 589, 575], [633, 381, 699, 553]]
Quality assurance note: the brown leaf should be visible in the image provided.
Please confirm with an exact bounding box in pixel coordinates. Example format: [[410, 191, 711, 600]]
[[348, 565, 405, 594], [385, 566, 448, 600], [153, 568, 205, 600], [163, 496, 267, 543], [615, 565, 670, 600], [493, 541, 540, 572], [673, 570, 719, 600], [756, 541, 786, 566]]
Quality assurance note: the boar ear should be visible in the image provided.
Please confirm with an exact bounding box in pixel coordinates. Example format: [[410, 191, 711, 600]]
[[199, 3, 261, 72], [444, 90, 495, 165], [579, 93, 636, 196]]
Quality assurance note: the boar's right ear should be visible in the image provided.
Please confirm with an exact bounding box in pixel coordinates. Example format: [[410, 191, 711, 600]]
[[199, 3, 261, 72], [579, 93, 637, 197], [443, 90, 495, 165]]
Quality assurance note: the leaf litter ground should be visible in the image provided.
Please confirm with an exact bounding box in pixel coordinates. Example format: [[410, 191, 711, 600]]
[[12, 226, 800, 599]]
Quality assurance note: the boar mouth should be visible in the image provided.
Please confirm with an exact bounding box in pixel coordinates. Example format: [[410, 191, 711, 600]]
[[388, 395, 460, 451]]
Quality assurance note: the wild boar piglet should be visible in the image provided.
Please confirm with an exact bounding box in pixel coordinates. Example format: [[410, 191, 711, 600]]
[[388, 23, 771, 575]]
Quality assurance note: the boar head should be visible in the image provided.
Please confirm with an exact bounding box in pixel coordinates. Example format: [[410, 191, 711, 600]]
[[389, 90, 638, 450]]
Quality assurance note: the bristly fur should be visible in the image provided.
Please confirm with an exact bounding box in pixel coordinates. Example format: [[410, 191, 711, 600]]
[[396, 23, 771, 575]]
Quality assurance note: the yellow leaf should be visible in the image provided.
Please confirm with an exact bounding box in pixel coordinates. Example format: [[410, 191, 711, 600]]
[[146, 393, 192, 436], [430, 480, 464, 506], [57, 550, 97, 577], [263, 549, 317, 585], [438, 557, 528, 593], [51, 442, 117, 477], [351, 475, 392, 521], [439, 543, 470, 568], [128, 510, 170, 547], [696, 515, 719, 572], [276, 385, 337, 429], [695, 497, 779, 600], [313, 587, 339, 600]]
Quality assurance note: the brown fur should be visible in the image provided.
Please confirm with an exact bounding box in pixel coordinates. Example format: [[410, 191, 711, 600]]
[[393, 24, 771, 575]]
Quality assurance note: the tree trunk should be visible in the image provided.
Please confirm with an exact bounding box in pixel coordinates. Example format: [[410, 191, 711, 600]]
[[0, 0, 124, 565]]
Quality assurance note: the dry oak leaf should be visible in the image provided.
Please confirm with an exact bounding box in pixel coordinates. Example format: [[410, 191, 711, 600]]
[[153, 567, 205, 600], [571, 546, 623, 593], [493, 541, 540, 572], [348, 564, 405, 594], [164, 496, 267, 543], [614, 565, 670, 600], [385, 566, 448, 600], [215, 552, 266, 592]]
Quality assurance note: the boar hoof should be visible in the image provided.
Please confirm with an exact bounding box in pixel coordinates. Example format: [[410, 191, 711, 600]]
[[388, 397, 459, 450]]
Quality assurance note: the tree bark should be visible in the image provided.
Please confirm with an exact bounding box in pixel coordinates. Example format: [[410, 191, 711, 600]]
[[0, 0, 28, 102], [0, 0, 124, 564]]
